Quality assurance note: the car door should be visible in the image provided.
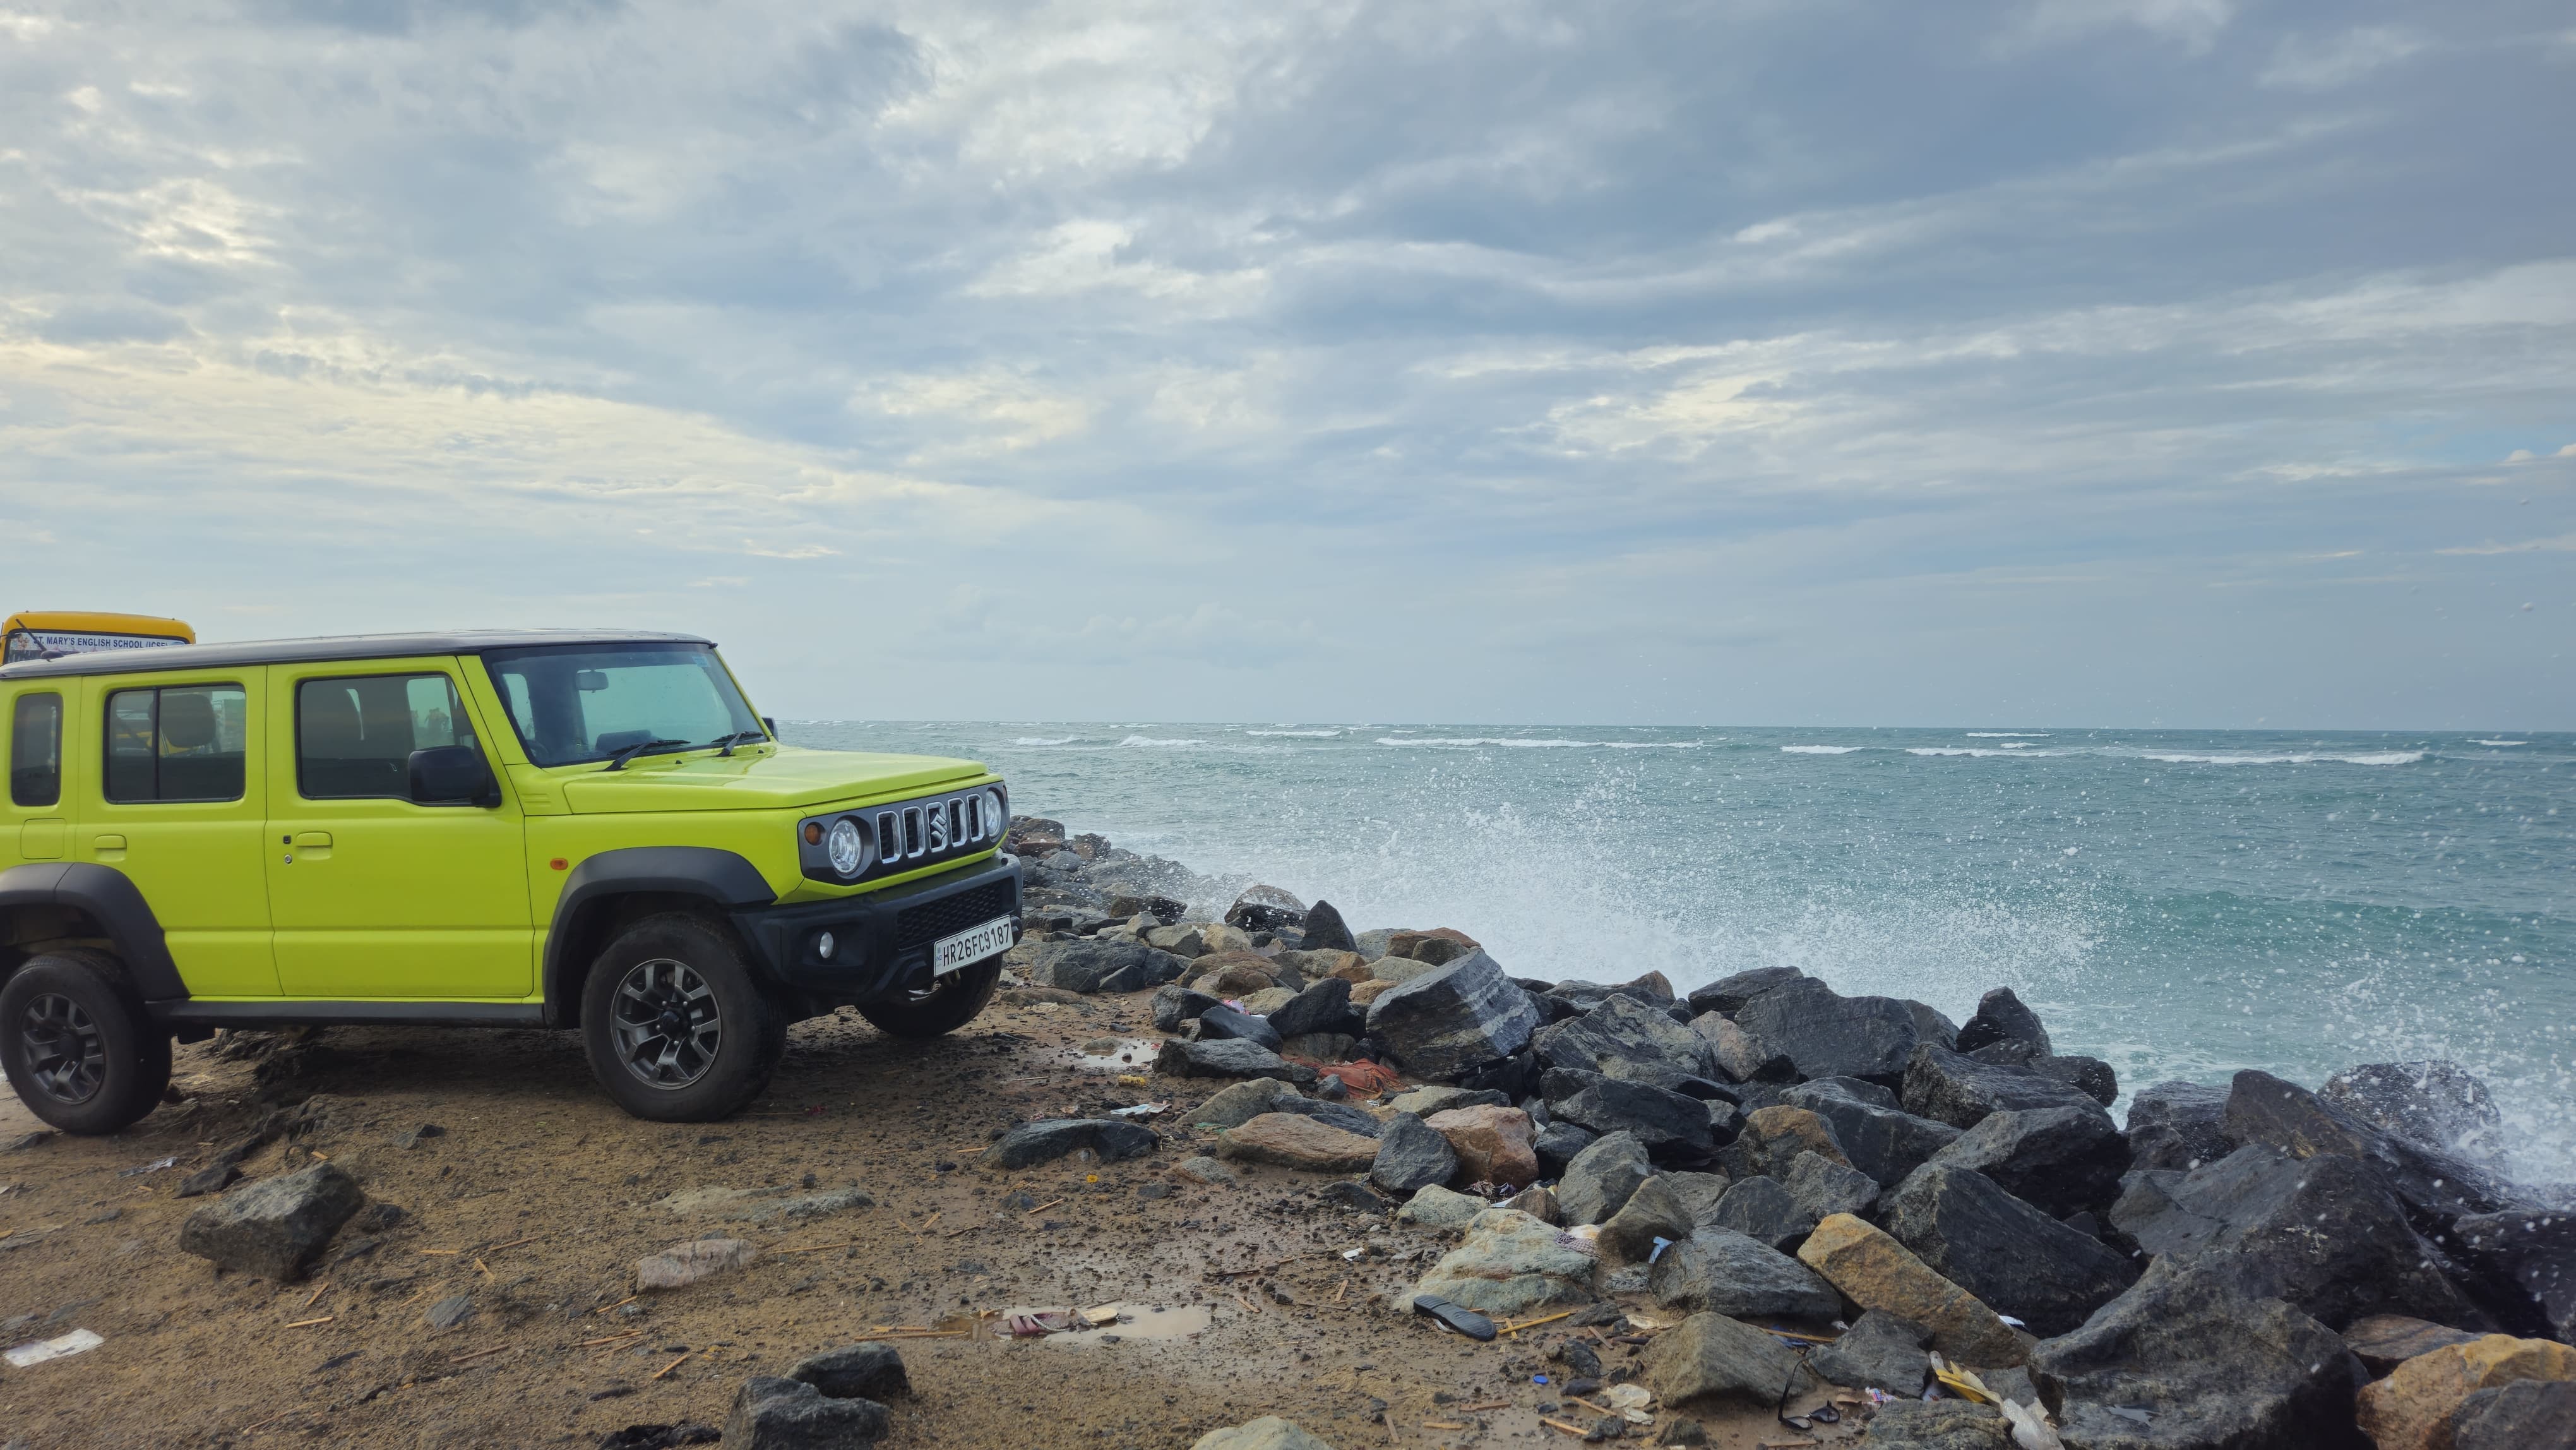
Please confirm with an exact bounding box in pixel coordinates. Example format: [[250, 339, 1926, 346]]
[[7, 685, 72, 867], [264, 658, 534, 999], [86, 673, 280, 997]]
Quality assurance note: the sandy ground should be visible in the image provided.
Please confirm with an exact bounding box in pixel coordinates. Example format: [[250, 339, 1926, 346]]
[[0, 989, 1869, 1449]]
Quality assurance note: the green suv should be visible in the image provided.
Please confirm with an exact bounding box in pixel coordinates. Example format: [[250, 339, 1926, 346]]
[[0, 631, 1020, 1132]]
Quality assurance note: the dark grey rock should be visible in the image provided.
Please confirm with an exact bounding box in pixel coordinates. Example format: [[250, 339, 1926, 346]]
[[1661, 1170, 1731, 1226], [1732, 978, 1921, 1086], [1296, 899, 1357, 953], [1534, 1120, 1596, 1177], [2124, 1079, 2236, 1172], [176, 1163, 241, 1199], [1806, 1309, 1931, 1394], [1557, 1130, 1653, 1226], [723, 1375, 890, 1449], [1196, 1004, 1283, 1052], [2223, 1068, 2512, 1228], [1781, 1079, 1962, 1187], [1923, 1105, 2129, 1218], [1883, 1164, 2139, 1336], [1363, 949, 1542, 1082], [1709, 1175, 1808, 1252], [1152, 985, 1223, 1033], [1154, 1037, 1316, 1084], [177, 1162, 365, 1281], [1647, 1227, 1842, 1321], [1225, 884, 1307, 933], [2449, 1379, 2576, 1450], [1953, 986, 2053, 1057], [1643, 1308, 1810, 1408], [1541, 1068, 1717, 1163], [1904, 1001, 1962, 1052], [2322, 1059, 2508, 1168], [1900, 1044, 2101, 1130], [1532, 993, 1717, 1085], [2107, 1142, 2485, 1331], [1266, 978, 1356, 1041], [2030, 1053, 2118, 1107], [1316, 1180, 1387, 1215], [1683, 967, 1802, 1016], [1370, 1113, 1459, 1194], [1784, 1151, 1878, 1221], [2451, 1207, 2576, 1341], [424, 1294, 472, 1330], [1600, 1176, 1696, 1264], [2027, 1257, 2364, 1450], [1847, 1399, 2009, 1447], [975, 1118, 1159, 1170], [1267, 1096, 1381, 1137], [1037, 940, 1188, 993]]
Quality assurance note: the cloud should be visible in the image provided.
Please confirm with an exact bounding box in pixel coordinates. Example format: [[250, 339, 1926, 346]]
[[2260, 27, 2425, 90], [2437, 534, 2576, 556]]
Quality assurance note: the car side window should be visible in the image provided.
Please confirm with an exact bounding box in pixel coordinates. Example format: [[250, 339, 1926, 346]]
[[102, 685, 248, 803], [9, 693, 63, 808], [297, 673, 477, 800]]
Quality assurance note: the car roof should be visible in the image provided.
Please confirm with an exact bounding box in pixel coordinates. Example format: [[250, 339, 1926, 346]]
[[0, 629, 714, 681]]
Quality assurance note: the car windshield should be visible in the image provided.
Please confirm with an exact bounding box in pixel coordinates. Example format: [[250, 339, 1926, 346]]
[[481, 643, 765, 768]]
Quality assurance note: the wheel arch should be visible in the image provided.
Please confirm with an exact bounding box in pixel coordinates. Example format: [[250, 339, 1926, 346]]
[[541, 848, 777, 1029], [0, 863, 184, 1004]]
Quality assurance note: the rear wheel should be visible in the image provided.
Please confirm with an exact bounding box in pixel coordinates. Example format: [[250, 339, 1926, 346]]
[[856, 954, 1004, 1039], [580, 914, 784, 1122], [1, 950, 172, 1135]]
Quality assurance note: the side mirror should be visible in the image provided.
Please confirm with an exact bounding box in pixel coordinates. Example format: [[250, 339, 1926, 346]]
[[408, 746, 498, 807], [762, 717, 778, 738]]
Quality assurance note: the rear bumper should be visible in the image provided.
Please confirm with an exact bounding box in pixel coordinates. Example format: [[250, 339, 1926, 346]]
[[729, 853, 1022, 1009]]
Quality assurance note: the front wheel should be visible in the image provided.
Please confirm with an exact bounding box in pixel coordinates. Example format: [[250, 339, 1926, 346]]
[[1, 950, 172, 1135], [580, 914, 785, 1122], [856, 955, 1004, 1040]]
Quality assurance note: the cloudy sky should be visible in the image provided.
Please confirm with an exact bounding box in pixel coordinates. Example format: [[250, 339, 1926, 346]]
[[3, 1, 2570, 727]]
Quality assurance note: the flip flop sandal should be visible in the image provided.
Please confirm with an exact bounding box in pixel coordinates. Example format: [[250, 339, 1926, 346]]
[[1410, 1294, 1497, 1341]]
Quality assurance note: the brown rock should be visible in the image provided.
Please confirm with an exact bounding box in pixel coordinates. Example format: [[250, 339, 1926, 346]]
[[1390, 928, 1481, 964], [1349, 978, 1402, 1006], [1213, 1113, 1381, 1173], [1328, 959, 1378, 983], [1796, 1213, 2025, 1367], [2344, 1314, 2486, 1376], [1726, 1106, 1854, 1180], [1192, 959, 1285, 996], [1422, 1105, 1541, 1190], [2355, 1334, 2576, 1450]]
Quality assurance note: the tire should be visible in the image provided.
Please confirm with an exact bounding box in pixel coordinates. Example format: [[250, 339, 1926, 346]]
[[579, 913, 785, 1123], [1, 949, 172, 1135], [856, 954, 1004, 1040]]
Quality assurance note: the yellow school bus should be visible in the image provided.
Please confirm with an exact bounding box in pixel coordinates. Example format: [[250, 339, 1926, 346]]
[[1, 612, 196, 666]]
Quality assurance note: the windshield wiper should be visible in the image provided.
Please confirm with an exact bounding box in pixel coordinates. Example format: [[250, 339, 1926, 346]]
[[709, 729, 768, 758], [602, 738, 691, 772]]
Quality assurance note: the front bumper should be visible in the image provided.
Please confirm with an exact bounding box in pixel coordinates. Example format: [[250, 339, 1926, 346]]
[[730, 853, 1022, 1010]]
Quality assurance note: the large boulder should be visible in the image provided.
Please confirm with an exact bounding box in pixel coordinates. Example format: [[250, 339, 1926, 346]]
[[2027, 1258, 2363, 1450], [2124, 1079, 2237, 1172], [1781, 1079, 1961, 1187], [1371, 1112, 1460, 1194], [1405, 1207, 1601, 1317], [1732, 978, 1922, 1086], [1036, 939, 1189, 993], [1153, 985, 1224, 1033], [1190, 1418, 1334, 1450], [2107, 1144, 2486, 1331], [1363, 949, 1541, 1081], [177, 1162, 365, 1281], [1533, 1119, 1595, 1177], [1807, 1309, 1933, 1395], [1265, 978, 1358, 1041], [2222, 1069, 2511, 1228], [1662, 1170, 1732, 1227], [1849, 1399, 2010, 1447], [1224, 884, 1308, 933], [1693, 1013, 1792, 1082], [1541, 1069, 1717, 1163], [1214, 1113, 1380, 1173], [1900, 1044, 2101, 1130], [1396, 1185, 1488, 1231], [1599, 1176, 1697, 1265], [1796, 1214, 2026, 1367], [1710, 1175, 1809, 1252], [787, 1343, 910, 1401], [1882, 1164, 2139, 1336], [1155, 1038, 1315, 1084], [1192, 1004, 1282, 1051], [1648, 1226, 1841, 1321], [1641, 1310, 1807, 1408], [2451, 1207, 2576, 1341], [1295, 900, 1357, 954], [1683, 966, 1803, 1017], [1558, 1131, 1653, 1226], [1421, 1105, 1539, 1190], [1717, 1104, 1850, 1181], [977, 1118, 1159, 1170], [2448, 1379, 2576, 1450], [1786, 1151, 1879, 1223], [2354, 1334, 2576, 1450], [2341, 1314, 2484, 1375], [1188, 1077, 1302, 1129], [1260, 1095, 1381, 1137], [1921, 1104, 2128, 1219], [2321, 1059, 2508, 1168], [1532, 993, 1717, 1084], [1953, 986, 2053, 1057], [724, 1375, 889, 1448], [2028, 1052, 2118, 1107]]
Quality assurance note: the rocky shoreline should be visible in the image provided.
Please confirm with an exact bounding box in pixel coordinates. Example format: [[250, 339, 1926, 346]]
[[1001, 816, 2576, 1450]]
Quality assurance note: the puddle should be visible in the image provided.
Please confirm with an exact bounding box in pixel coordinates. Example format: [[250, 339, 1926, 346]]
[[1068, 1039, 1159, 1073], [993, 1302, 1213, 1345]]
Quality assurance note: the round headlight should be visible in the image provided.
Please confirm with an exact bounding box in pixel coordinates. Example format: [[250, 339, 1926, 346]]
[[983, 788, 1006, 839], [825, 816, 866, 876]]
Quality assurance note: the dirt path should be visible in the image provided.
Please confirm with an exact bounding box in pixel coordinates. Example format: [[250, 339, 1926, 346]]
[[0, 993, 1862, 1449]]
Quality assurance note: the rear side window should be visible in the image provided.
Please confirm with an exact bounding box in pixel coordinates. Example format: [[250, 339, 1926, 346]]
[[102, 685, 248, 803], [9, 693, 62, 807], [297, 674, 476, 800]]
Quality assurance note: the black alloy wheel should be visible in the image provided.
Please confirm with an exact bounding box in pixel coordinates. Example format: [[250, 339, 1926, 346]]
[[608, 957, 724, 1088], [19, 992, 107, 1105], [579, 914, 784, 1122], [0, 949, 172, 1135]]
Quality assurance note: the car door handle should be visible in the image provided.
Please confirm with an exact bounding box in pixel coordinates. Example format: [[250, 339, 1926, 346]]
[[293, 832, 333, 849]]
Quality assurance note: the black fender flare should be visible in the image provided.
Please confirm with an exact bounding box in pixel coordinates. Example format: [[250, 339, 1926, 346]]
[[0, 861, 187, 1003], [540, 847, 778, 1027]]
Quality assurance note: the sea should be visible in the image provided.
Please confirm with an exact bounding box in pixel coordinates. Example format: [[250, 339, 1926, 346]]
[[782, 721, 2575, 1185]]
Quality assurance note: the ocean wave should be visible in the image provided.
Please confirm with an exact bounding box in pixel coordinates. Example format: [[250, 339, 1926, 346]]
[[1781, 745, 1863, 755], [1965, 732, 2050, 738], [2140, 750, 2426, 767], [1907, 747, 2058, 758], [1013, 736, 1082, 746], [1377, 737, 1702, 750], [1246, 729, 1342, 738], [1119, 735, 1208, 748], [2469, 740, 2529, 747]]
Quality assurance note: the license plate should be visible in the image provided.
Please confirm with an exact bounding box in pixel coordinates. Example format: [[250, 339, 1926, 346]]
[[932, 916, 1015, 976]]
